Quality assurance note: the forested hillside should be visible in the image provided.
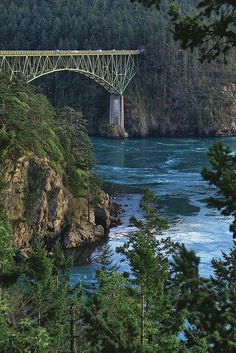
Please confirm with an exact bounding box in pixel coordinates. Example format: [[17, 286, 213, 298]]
[[0, 0, 235, 136]]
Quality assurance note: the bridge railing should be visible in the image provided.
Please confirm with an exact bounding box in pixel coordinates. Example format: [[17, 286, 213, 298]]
[[0, 50, 142, 57]]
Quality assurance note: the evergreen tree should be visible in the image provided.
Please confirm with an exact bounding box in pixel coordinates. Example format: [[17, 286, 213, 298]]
[[118, 189, 184, 352], [202, 141, 236, 238], [178, 246, 236, 353], [23, 240, 72, 351], [0, 231, 51, 353], [170, 0, 236, 62], [82, 271, 142, 353], [170, 142, 236, 352], [133, 0, 236, 61], [0, 221, 15, 274]]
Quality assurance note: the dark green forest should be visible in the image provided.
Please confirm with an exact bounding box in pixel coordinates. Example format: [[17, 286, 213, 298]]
[[0, 0, 235, 136]]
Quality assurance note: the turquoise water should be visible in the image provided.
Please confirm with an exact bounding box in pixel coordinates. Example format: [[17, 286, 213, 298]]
[[71, 137, 236, 285]]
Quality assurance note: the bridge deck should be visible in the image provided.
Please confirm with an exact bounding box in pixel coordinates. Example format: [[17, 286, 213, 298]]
[[0, 50, 141, 57]]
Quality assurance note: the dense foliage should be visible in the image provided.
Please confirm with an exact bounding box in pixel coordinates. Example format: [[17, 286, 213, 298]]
[[170, 0, 236, 62], [134, 0, 236, 61], [0, 0, 235, 136], [202, 142, 236, 238], [0, 73, 95, 198]]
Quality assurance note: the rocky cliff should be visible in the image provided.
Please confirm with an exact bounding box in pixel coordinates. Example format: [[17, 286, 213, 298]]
[[2, 153, 118, 252], [90, 82, 236, 139], [124, 83, 236, 138]]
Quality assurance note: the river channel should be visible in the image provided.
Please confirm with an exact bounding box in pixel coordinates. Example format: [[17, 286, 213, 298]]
[[70, 137, 236, 286]]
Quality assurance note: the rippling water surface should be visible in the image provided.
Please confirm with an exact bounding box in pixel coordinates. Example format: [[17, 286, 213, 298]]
[[71, 137, 236, 285]]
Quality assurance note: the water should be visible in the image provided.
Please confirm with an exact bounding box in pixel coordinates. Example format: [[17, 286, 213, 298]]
[[71, 137, 236, 285]]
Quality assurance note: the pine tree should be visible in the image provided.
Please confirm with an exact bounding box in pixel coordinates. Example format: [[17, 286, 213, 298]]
[[179, 247, 236, 353], [175, 141, 236, 352], [118, 189, 184, 352], [22, 240, 72, 351], [202, 141, 236, 238], [0, 223, 52, 352], [0, 205, 20, 287], [171, 243, 202, 312], [81, 271, 142, 353]]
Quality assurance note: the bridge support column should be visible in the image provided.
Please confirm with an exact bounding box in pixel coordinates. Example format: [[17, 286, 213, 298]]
[[109, 94, 124, 129]]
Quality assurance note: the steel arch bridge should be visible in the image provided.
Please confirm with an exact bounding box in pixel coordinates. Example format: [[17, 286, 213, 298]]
[[0, 50, 141, 130], [0, 50, 140, 95]]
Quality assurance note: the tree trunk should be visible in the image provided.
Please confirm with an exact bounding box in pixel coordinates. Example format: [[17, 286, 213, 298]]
[[87, 171, 90, 223], [38, 307, 41, 326], [140, 284, 145, 346], [70, 305, 77, 353]]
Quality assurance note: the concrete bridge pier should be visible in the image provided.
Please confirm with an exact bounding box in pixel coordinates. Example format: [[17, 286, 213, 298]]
[[109, 94, 124, 129]]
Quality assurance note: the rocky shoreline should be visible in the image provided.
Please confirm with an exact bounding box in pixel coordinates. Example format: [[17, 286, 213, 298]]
[[63, 198, 122, 250], [90, 122, 236, 139], [2, 154, 122, 258], [67, 201, 123, 266]]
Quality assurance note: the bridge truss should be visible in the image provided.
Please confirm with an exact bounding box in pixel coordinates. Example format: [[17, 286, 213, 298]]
[[0, 50, 141, 95]]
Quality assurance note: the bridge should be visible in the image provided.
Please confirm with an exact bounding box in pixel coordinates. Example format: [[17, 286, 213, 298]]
[[0, 50, 141, 129]]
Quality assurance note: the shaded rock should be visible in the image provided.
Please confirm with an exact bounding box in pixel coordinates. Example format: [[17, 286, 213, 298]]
[[109, 202, 122, 227], [100, 124, 129, 139], [2, 154, 122, 251], [94, 225, 105, 238], [16, 247, 32, 259], [95, 206, 110, 230], [64, 224, 105, 249], [4, 154, 68, 248]]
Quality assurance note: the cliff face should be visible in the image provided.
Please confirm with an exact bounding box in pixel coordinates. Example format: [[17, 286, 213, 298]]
[[125, 106, 236, 138], [124, 83, 236, 138], [2, 154, 115, 251]]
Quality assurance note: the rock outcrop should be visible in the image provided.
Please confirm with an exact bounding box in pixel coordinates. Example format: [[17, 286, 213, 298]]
[[2, 154, 119, 251], [98, 124, 129, 139]]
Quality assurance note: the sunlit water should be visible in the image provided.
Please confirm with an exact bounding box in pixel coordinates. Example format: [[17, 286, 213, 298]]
[[71, 137, 236, 286]]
